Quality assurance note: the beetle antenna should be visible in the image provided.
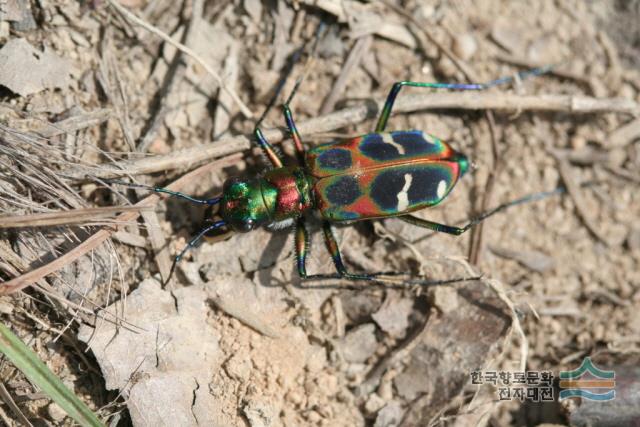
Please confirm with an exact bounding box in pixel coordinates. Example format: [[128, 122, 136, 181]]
[[163, 220, 227, 286], [105, 179, 221, 206]]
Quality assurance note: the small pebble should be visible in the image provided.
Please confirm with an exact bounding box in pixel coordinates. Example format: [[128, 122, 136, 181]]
[[47, 403, 66, 422], [435, 56, 457, 78], [0, 298, 13, 315], [626, 228, 640, 252], [491, 24, 525, 53], [339, 324, 378, 363], [364, 393, 386, 415], [431, 286, 459, 313], [374, 401, 404, 427], [452, 33, 477, 61], [570, 135, 587, 151], [307, 410, 322, 423]]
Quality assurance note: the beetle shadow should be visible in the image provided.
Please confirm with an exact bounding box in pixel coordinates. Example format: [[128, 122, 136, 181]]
[[255, 227, 293, 288]]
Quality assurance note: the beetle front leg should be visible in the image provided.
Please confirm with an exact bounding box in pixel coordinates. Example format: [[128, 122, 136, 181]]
[[282, 104, 305, 163], [254, 127, 283, 168]]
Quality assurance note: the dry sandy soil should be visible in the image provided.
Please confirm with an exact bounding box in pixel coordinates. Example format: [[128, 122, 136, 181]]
[[1, 0, 639, 426]]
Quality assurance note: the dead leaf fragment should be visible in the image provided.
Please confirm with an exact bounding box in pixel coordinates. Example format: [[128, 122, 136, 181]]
[[0, 38, 72, 96]]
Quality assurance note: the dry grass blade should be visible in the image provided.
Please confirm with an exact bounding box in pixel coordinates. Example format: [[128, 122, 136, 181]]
[[0, 206, 151, 229], [0, 155, 240, 295]]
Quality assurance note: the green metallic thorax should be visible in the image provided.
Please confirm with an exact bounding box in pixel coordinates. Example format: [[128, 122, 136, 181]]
[[219, 167, 314, 232]]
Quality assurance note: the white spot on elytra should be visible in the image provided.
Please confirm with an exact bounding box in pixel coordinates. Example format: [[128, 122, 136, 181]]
[[382, 133, 405, 154], [421, 132, 436, 145], [436, 180, 447, 199], [397, 174, 413, 211]]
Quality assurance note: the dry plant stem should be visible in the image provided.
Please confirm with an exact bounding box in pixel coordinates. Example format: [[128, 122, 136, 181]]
[[30, 108, 113, 138], [0, 155, 241, 295], [107, 0, 253, 119], [554, 156, 611, 245], [319, 35, 372, 115], [0, 241, 140, 331], [608, 117, 640, 147], [0, 206, 151, 229], [64, 92, 639, 181], [469, 114, 500, 264], [0, 382, 32, 426]]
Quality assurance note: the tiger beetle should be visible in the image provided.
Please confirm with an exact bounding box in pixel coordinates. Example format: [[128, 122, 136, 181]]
[[116, 66, 555, 286]]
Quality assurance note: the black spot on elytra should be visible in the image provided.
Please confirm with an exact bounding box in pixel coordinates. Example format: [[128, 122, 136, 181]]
[[325, 176, 361, 206], [370, 170, 406, 210], [391, 131, 439, 156], [371, 167, 452, 211], [317, 148, 352, 170], [360, 134, 397, 160]]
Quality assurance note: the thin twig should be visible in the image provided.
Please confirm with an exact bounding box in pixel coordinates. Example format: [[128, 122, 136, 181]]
[[63, 92, 639, 181], [608, 117, 640, 148], [0, 206, 151, 229], [107, 0, 253, 119], [320, 35, 372, 115], [27, 109, 113, 138], [553, 155, 612, 245], [0, 383, 32, 427]]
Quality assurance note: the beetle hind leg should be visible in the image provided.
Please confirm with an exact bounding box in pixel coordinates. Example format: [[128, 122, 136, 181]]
[[296, 221, 479, 288]]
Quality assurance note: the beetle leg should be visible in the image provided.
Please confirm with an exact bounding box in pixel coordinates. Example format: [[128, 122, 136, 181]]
[[399, 186, 566, 235], [253, 126, 283, 168], [375, 66, 553, 132], [295, 217, 310, 277], [295, 221, 480, 287], [398, 214, 469, 235], [283, 104, 305, 163], [317, 221, 395, 281]]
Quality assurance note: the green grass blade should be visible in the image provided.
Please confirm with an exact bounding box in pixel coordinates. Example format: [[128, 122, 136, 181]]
[[0, 322, 104, 427]]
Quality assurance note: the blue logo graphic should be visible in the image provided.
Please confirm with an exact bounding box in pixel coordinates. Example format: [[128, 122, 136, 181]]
[[559, 357, 615, 401]]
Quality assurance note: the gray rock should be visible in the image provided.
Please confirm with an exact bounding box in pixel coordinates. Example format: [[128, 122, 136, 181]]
[[339, 323, 378, 363]]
